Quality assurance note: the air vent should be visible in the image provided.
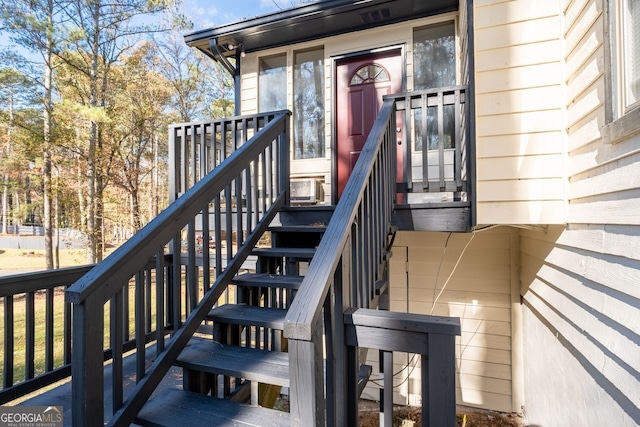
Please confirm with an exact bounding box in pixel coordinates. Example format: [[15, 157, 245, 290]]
[[359, 8, 392, 24]]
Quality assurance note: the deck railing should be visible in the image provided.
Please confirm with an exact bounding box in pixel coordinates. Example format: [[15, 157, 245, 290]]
[[65, 111, 291, 426], [0, 267, 91, 403], [393, 85, 469, 199], [284, 98, 398, 425], [284, 96, 462, 426]]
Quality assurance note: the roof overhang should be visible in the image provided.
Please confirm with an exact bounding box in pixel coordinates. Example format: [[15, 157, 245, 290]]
[[185, 0, 459, 61]]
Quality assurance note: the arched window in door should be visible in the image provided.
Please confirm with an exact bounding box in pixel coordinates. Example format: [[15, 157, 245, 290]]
[[350, 63, 390, 85]]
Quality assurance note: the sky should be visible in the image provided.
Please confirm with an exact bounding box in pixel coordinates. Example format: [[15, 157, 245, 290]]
[[181, 0, 311, 31], [0, 1, 315, 53]]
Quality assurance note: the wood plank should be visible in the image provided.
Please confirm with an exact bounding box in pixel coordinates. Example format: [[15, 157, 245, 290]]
[[176, 338, 289, 387], [232, 273, 304, 289], [475, 0, 559, 29], [207, 304, 287, 330], [135, 388, 290, 427], [391, 205, 471, 232], [566, 79, 604, 128], [477, 200, 566, 224], [476, 85, 562, 116], [477, 154, 564, 180], [564, 0, 602, 59], [476, 132, 564, 158], [569, 151, 640, 199], [475, 40, 562, 73], [476, 63, 563, 93], [252, 247, 316, 259], [568, 193, 640, 226], [475, 16, 561, 51], [477, 178, 565, 202], [344, 308, 461, 336], [267, 224, 327, 233]]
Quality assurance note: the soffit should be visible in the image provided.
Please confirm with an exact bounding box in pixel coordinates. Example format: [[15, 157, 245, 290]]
[[185, 0, 459, 57]]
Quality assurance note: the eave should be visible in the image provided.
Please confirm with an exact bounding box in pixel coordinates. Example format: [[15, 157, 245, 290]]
[[184, 0, 459, 59]]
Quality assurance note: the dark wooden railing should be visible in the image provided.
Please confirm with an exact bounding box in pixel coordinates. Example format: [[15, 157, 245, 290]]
[[284, 96, 462, 426], [393, 85, 469, 199], [284, 98, 398, 425], [345, 309, 461, 427], [65, 111, 291, 426], [0, 267, 90, 403]]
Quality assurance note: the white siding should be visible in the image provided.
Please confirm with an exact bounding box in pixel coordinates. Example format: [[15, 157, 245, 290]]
[[363, 228, 517, 412], [474, 0, 567, 224], [520, 0, 640, 425]]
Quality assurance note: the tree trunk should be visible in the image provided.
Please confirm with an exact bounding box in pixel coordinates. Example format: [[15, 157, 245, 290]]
[[43, 0, 54, 269], [1, 176, 8, 234]]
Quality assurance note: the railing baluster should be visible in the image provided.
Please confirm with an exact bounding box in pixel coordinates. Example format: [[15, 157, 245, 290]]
[[135, 272, 145, 382], [187, 220, 197, 312], [111, 288, 123, 413], [171, 236, 182, 330], [403, 94, 412, 192], [202, 204, 211, 293], [156, 251, 165, 354], [437, 91, 446, 190], [64, 286, 71, 365], [3, 296, 13, 387], [25, 291, 34, 380], [146, 269, 152, 333], [45, 288, 54, 372], [421, 93, 429, 189], [454, 89, 463, 195]]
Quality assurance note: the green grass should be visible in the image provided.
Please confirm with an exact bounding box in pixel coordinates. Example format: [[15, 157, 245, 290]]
[[0, 248, 95, 271], [0, 265, 232, 394], [0, 284, 146, 388]]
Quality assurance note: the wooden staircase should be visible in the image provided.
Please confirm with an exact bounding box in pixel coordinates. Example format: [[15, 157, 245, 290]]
[[134, 206, 333, 426]]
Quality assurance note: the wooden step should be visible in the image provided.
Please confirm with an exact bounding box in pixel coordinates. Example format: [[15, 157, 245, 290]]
[[207, 304, 287, 330], [267, 224, 327, 233], [176, 337, 289, 387], [274, 205, 334, 227], [233, 273, 304, 290], [252, 247, 316, 259], [135, 388, 289, 427]]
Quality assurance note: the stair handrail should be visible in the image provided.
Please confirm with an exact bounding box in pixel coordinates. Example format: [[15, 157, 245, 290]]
[[284, 98, 397, 425], [66, 110, 291, 426]]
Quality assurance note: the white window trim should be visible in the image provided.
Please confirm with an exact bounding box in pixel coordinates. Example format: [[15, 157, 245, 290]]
[[604, 0, 640, 144]]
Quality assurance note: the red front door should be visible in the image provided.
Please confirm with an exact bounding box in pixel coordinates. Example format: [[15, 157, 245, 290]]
[[336, 50, 403, 199]]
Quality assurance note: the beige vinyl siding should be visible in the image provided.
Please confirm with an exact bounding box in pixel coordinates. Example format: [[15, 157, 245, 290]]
[[362, 228, 516, 412], [520, 0, 640, 424], [238, 14, 457, 202], [474, 0, 566, 224]]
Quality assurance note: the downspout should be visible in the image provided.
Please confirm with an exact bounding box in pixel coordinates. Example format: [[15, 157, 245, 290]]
[[208, 38, 242, 115], [234, 48, 242, 116]]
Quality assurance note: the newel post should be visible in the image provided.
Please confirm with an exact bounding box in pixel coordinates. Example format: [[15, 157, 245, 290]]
[[71, 292, 104, 426], [288, 317, 325, 427], [278, 114, 291, 206]]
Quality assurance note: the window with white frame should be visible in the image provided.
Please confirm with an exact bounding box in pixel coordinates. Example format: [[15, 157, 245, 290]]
[[622, 0, 639, 110], [258, 54, 287, 112], [413, 22, 456, 151], [293, 48, 325, 159], [614, 0, 640, 115]]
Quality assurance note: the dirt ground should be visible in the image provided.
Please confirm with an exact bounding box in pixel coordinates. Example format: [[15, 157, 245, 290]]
[[358, 400, 525, 427]]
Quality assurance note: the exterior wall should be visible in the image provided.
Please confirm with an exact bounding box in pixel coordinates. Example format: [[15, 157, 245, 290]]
[[238, 13, 458, 204], [362, 228, 518, 413], [520, 0, 640, 425], [474, 0, 567, 224]]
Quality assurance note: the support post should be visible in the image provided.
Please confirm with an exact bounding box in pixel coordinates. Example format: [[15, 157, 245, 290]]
[[288, 318, 325, 427], [71, 293, 104, 426]]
